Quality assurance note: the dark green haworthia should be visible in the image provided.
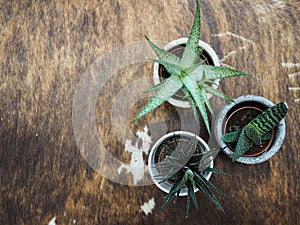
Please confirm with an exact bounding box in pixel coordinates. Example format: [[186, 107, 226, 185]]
[[223, 102, 289, 162], [155, 135, 228, 217]]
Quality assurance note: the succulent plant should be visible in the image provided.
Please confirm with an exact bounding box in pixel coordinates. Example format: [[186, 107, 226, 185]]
[[153, 135, 229, 217], [131, 0, 252, 133], [222, 102, 288, 161]]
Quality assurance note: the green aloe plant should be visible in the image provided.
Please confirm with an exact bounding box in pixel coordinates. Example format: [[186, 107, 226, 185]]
[[131, 0, 252, 133], [154, 135, 229, 217], [222, 102, 288, 161]]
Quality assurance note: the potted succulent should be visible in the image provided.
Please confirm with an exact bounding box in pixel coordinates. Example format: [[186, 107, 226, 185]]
[[153, 37, 221, 108], [148, 131, 229, 217], [214, 95, 288, 164], [131, 0, 252, 134]]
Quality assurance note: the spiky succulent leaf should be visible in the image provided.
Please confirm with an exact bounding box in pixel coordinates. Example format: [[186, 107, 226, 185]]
[[195, 172, 231, 199], [131, 75, 183, 123], [201, 88, 213, 115], [245, 102, 288, 139], [198, 69, 207, 84], [166, 136, 196, 166], [172, 172, 189, 194], [187, 161, 201, 170], [169, 171, 184, 181], [181, 75, 210, 133], [202, 83, 234, 102], [189, 153, 204, 163], [159, 156, 184, 172], [189, 182, 198, 210], [232, 128, 253, 162], [143, 79, 167, 93], [195, 176, 225, 213], [149, 58, 183, 76], [186, 193, 191, 218], [181, 86, 199, 122], [160, 178, 181, 212], [205, 167, 231, 176], [191, 64, 253, 80], [186, 181, 198, 217], [145, 35, 181, 64], [158, 171, 183, 184], [222, 129, 242, 143], [180, 0, 201, 67], [198, 148, 220, 172], [182, 135, 197, 157]]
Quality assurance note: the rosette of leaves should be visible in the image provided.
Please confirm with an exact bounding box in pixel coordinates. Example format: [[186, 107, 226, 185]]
[[222, 102, 288, 161], [154, 135, 229, 217], [131, 0, 252, 133]]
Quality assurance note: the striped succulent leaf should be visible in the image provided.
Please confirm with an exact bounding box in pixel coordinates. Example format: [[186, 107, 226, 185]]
[[232, 128, 253, 162], [244, 102, 288, 142], [261, 132, 272, 140], [244, 126, 262, 144], [222, 129, 242, 143]]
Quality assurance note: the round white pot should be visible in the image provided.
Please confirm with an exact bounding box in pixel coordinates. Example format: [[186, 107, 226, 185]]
[[148, 131, 213, 196], [214, 95, 286, 164], [153, 38, 220, 108]]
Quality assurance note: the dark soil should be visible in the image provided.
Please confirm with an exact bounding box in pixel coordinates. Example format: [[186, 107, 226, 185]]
[[224, 106, 274, 156]]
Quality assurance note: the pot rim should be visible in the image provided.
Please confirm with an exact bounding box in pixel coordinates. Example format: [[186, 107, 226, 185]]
[[223, 105, 275, 157], [148, 131, 213, 196], [214, 95, 286, 164], [153, 37, 220, 108]]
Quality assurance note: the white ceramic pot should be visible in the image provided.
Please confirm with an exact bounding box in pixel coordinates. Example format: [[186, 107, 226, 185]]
[[214, 95, 287, 164], [148, 131, 213, 196], [153, 38, 220, 108]]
